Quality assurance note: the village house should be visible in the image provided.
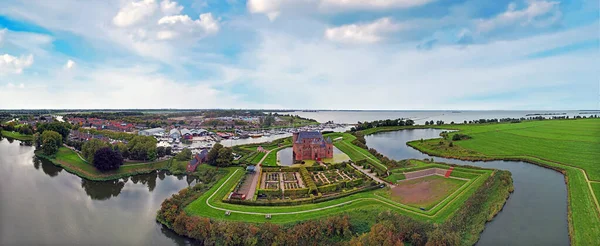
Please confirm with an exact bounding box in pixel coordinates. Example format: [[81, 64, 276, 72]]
[[169, 128, 181, 139], [138, 127, 165, 137], [292, 131, 333, 163], [187, 149, 208, 172]]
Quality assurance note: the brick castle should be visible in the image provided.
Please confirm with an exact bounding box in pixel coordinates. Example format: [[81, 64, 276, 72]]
[[292, 131, 333, 162]]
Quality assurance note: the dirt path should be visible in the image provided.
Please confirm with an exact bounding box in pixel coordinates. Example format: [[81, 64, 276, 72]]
[[351, 163, 394, 188], [244, 150, 271, 200]]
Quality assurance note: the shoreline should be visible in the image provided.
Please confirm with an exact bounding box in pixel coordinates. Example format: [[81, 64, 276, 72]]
[[359, 119, 599, 246]]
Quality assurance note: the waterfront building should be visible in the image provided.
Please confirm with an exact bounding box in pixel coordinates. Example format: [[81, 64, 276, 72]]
[[292, 131, 333, 162]]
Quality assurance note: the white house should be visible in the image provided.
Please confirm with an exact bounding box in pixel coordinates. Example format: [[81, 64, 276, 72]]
[[138, 127, 165, 136]]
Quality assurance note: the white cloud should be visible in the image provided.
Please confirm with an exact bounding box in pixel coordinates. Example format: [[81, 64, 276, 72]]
[[160, 0, 183, 15], [325, 17, 404, 43], [154, 13, 219, 40], [319, 0, 435, 10], [0, 54, 34, 75], [247, 0, 434, 19], [247, 0, 297, 21], [227, 23, 598, 110], [113, 0, 158, 27], [64, 59, 76, 70], [477, 0, 561, 33], [0, 64, 279, 109]]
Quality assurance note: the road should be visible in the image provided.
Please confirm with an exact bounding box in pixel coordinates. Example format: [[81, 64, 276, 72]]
[[244, 150, 270, 200]]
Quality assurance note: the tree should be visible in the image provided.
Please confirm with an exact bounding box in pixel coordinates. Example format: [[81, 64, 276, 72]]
[[216, 147, 233, 167], [166, 147, 172, 156], [36, 122, 71, 141], [113, 142, 129, 159], [41, 130, 62, 155], [175, 148, 192, 161], [207, 143, 223, 165], [93, 147, 124, 171], [82, 139, 110, 163], [157, 146, 166, 158], [127, 135, 157, 161]]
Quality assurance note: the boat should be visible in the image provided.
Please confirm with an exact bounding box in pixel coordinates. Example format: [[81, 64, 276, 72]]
[[249, 133, 263, 138]]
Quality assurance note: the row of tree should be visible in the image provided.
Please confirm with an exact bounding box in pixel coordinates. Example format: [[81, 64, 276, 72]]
[[351, 119, 415, 131]]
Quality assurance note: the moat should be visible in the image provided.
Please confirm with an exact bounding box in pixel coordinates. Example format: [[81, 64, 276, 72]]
[[365, 129, 569, 245], [0, 128, 569, 245]]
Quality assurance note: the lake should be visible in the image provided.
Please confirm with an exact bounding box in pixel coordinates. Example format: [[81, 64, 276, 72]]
[[291, 110, 585, 124], [0, 138, 195, 245], [365, 129, 570, 245]]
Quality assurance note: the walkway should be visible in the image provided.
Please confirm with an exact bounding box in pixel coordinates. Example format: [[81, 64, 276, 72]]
[[203, 168, 484, 219], [351, 163, 394, 188], [244, 150, 270, 200]]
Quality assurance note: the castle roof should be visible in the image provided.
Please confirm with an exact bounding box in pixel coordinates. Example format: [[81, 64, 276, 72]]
[[295, 131, 324, 143]]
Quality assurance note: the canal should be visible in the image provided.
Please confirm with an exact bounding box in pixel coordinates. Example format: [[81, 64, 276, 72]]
[[364, 129, 570, 245]]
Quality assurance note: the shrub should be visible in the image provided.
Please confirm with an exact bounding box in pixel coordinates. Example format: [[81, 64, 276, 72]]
[[283, 188, 309, 197], [452, 133, 471, 141], [318, 183, 340, 193], [299, 167, 318, 194]]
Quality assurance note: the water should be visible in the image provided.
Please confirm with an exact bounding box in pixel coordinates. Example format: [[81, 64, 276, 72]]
[[365, 129, 570, 245], [291, 110, 585, 124], [0, 138, 195, 245], [219, 126, 350, 147]]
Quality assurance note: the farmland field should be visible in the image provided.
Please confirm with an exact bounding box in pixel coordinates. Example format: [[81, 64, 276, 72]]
[[391, 175, 467, 209], [406, 118, 600, 245]]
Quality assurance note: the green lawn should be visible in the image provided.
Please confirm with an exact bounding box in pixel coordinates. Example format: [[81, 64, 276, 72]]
[[250, 152, 266, 164], [262, 145, 291, 166], [405, 118, 600, 245], [36, 147, 172, 181], [325, 132, 388, 171], [1, 130, 33, 141], [184, 161, 492, 224]]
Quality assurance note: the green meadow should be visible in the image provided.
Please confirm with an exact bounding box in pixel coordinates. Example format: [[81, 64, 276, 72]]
[[184, 161, 493, 224], [36, 147, 173, 181], [406, 118, 600, 245], [1, 130, 34, 141]]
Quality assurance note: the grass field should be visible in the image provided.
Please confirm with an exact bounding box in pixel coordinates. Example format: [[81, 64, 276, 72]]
[[1, 130, 33, 141], [36, 147, 173, 181], [261, 145, 291, 166], [250, 152, 266, 164], [325, 132, 388, 171], [387, 175, 466, 209], [404, 118, 600, 245], [184, 161, 492, 224]]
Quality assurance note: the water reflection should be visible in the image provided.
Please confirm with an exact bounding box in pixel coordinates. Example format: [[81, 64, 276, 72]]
[[38, 157, 63, 177], [0, 138, 197, 245], [81, 179, 126, 200]]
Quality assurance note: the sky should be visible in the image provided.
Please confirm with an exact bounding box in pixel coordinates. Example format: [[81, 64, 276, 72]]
[[0, 0, 598, 110]]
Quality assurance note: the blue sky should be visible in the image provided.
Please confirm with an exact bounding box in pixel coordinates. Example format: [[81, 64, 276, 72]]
[[0, 0, 598, 110]]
